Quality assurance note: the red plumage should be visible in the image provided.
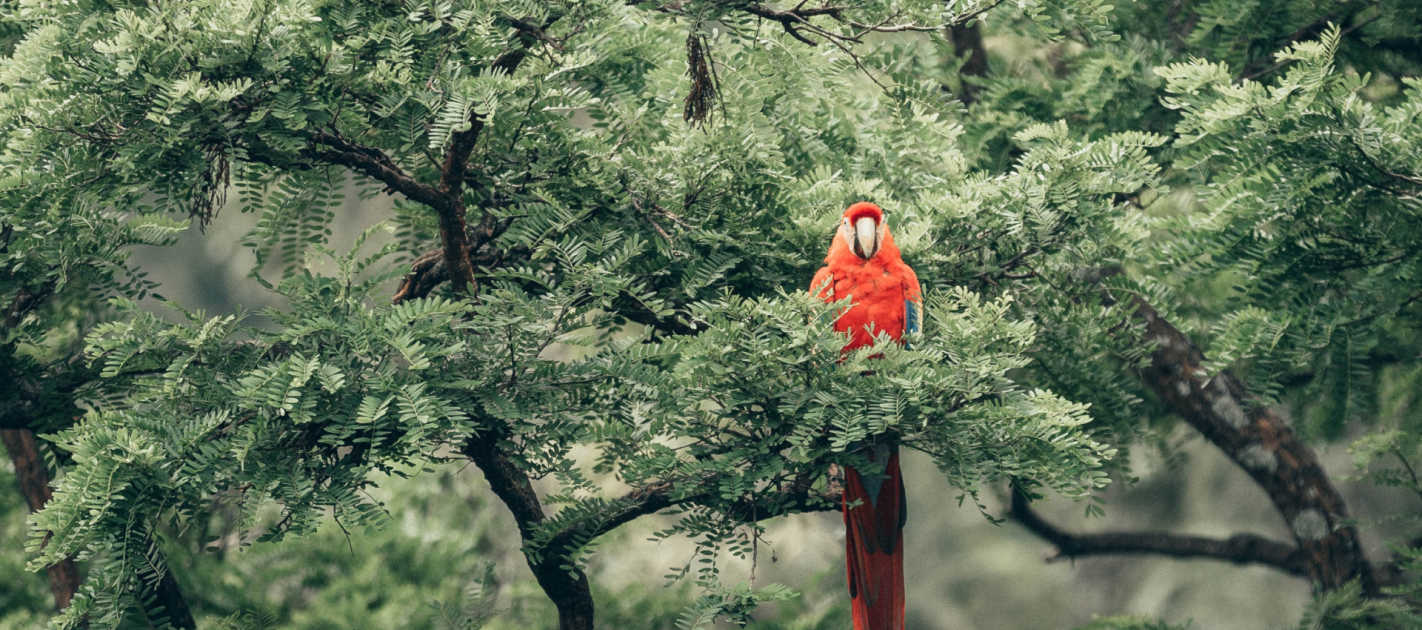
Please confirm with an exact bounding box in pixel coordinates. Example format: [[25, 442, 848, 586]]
[[809, 202, 920, 630]]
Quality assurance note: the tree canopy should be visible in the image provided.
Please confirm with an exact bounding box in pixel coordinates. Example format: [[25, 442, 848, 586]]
[[1, 1, 1420, 628]]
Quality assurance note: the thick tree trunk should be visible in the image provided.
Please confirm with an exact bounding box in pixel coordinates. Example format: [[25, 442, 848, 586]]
[[462, 432, 597, 630], [1, 428, 81, 610], [1130, 297, 1376, 593], [3, 424, 194, 627]]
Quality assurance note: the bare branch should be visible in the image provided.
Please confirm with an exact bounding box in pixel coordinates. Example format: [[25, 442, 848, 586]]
[[1008, 485, 1310, 577]]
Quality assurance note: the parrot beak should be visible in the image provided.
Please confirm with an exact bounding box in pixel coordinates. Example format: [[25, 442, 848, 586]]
[[852, 216, 879, 260]]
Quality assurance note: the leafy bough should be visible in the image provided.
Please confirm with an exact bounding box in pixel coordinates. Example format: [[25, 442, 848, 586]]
[[28, 235, 1113, 626]]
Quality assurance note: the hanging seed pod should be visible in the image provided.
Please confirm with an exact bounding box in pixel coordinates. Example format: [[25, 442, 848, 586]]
[[683, 31, 722, 127]]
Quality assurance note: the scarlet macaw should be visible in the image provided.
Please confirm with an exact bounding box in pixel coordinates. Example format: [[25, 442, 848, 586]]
[[809, 201, 921, 630]]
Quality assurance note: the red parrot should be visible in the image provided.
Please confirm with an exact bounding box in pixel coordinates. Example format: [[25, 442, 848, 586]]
[[809, 201, 921, 630]]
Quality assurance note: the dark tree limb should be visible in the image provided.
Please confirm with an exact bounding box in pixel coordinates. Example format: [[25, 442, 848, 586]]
[[1165, 0, 1199, 51], [0, 383, 194, 627], [1008, 484, 1310, 577], [390, 229, 525, 305], [1125, 296, 1377, 593], [461, 423, 594, 630], [461, 404, 832, 630], [440, 18, 552, 199], [304, 131, 446, 210], [391, 250, 447, 304], [540, 471, 837, 559], [300, 128, 481, 293], [947, 21, 989, 104], [139, 559, 196, 630], [1, 428, 82, 610], [739, 3, 847, 46], [0, 353, 93, 433], [5, 282, 53, 330], [430, 13, 560, 295], [733, 0, 1006, 40]]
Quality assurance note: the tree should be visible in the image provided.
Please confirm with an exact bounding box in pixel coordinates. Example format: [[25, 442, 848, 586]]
[[0, 1, 1418, 629]]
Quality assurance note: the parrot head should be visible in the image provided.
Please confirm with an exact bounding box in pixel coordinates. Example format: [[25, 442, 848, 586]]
[[838, 201, 888, 260]]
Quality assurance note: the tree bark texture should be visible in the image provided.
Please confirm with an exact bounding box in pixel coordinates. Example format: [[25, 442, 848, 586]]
[[1130, 297, 1376, 593], [1, 427, 81, 611], [461, 430, 596, 630]]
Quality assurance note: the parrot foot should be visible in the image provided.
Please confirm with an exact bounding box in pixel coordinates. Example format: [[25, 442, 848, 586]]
[[827, 463, 845, 494]]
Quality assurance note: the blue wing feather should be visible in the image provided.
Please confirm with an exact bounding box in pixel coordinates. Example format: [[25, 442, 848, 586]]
[[904, 300, 920, 349]]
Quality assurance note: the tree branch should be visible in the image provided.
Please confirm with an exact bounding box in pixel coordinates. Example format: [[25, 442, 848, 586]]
[[1123, 295, 1378, 593], [439, 20, 550, 199], [390, 224, 525, 304], [0, 355, 94, 432], [739, 3, 847, 46], [247, 14, 555, 299], [302, 130, 446, 209], [140, 558, 196, 630], [0, 357, 194, 627], [1, 429, 82, 611], [1008, 485, 1310, 576], [297, 128, 478, 294], [947, 21, 989, 104], [429, 13, 560, 295], [461, 418, 594, 630], [462, 402, 832, 630], [540, 471, 837, 560]]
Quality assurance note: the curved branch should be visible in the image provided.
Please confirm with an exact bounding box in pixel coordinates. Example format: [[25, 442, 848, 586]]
[[540, 470, 837, 559], [1008, 486, 1309, 577], [462, 420, 593, 630], [304, 131, 446, 210], [390, 229, 525, 305], [391, 250, 447, 304], [1125, 296, 1378, 593]]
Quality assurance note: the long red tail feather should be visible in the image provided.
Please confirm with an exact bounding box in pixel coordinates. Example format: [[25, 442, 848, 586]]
[[842, 446, 906, 630]]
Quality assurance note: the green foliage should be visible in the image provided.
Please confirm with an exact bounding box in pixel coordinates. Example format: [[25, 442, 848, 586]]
[[1296, 578, 1422, 630], [3, 0, 1422, 628], [1139, 24, 1422, 442]]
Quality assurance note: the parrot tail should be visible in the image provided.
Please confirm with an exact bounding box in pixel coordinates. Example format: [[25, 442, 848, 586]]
[[842, 444, 906, 630]]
